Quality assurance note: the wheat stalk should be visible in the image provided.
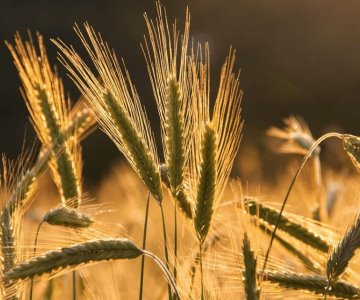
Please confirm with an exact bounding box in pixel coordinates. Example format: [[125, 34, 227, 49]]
[[245, 198, 330, 252], [188, 232, 222, 295], [247, 132, 359, 279], [267, 116, 324, 220], [142, 3, 192, 199], [261, 132, 344, 276], [0, 109, 92, 288], [193, 124, 217, 299], [5, 110, 91, 217], [5, 239, 180, 299], [265, 272, 360, 298], [54, 25, 162, 203], [0, 111, 91, 272], [103, 91, 162, 202], [1, 111, 92, 299], [190, 47, 242, 240], [327, 215, 360, 283], [0, 110, 93, 257], [189, 47, 242, 299], [30, 202, 94, 299], [7, 33, 83, 208], [138, 192, 150, 300]]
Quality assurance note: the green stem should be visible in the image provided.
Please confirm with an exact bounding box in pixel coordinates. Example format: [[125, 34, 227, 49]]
[[199, 243, 204, 300], [72, 271, 76, 300], [143, 251, 180, 299], [139, 192, 150, 300], [174, 202, 177, 284], [312, 155, 323, 221], [160, 203, 172, 299], [260, 132, 343, 280], [29, 221, 43, 300]]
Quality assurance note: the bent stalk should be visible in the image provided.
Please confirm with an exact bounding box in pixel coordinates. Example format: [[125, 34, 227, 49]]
[[261, 133, 343, 279]]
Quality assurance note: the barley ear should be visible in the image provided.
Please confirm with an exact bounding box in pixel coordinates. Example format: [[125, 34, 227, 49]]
[[242, 233, 260, 300], [194, 124, 217, 244], [5, 239, 180, 299], [6, 110, 92, 216], [7, 33, 82, 208], [165, 77, 187, 196], [327, 216, 360, 283], [103, 91, 162, 202], [265, 272, 360, 299], [267, 115, 320, 156], [142, 3, 192, 208], [43, 206, 93, 228], [54, 24, 162, 202], [5, 239, 143, 281], [245, 198, 330, 252]]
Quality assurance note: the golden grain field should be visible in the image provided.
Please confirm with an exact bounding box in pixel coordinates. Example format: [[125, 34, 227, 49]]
[[2, 2, 360, 299]]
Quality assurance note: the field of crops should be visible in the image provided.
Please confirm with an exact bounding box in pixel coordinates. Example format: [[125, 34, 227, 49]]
[[2, 2, 360, 299]]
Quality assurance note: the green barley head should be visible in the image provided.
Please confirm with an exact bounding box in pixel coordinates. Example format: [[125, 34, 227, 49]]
[[192, 48, 243, 244], [54, 25, 162, 202], [143, 3, 193, 201], [7, 33, 83, 208]]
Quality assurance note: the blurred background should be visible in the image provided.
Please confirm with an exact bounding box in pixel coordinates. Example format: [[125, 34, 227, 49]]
[[1, 0, 360, 187]]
